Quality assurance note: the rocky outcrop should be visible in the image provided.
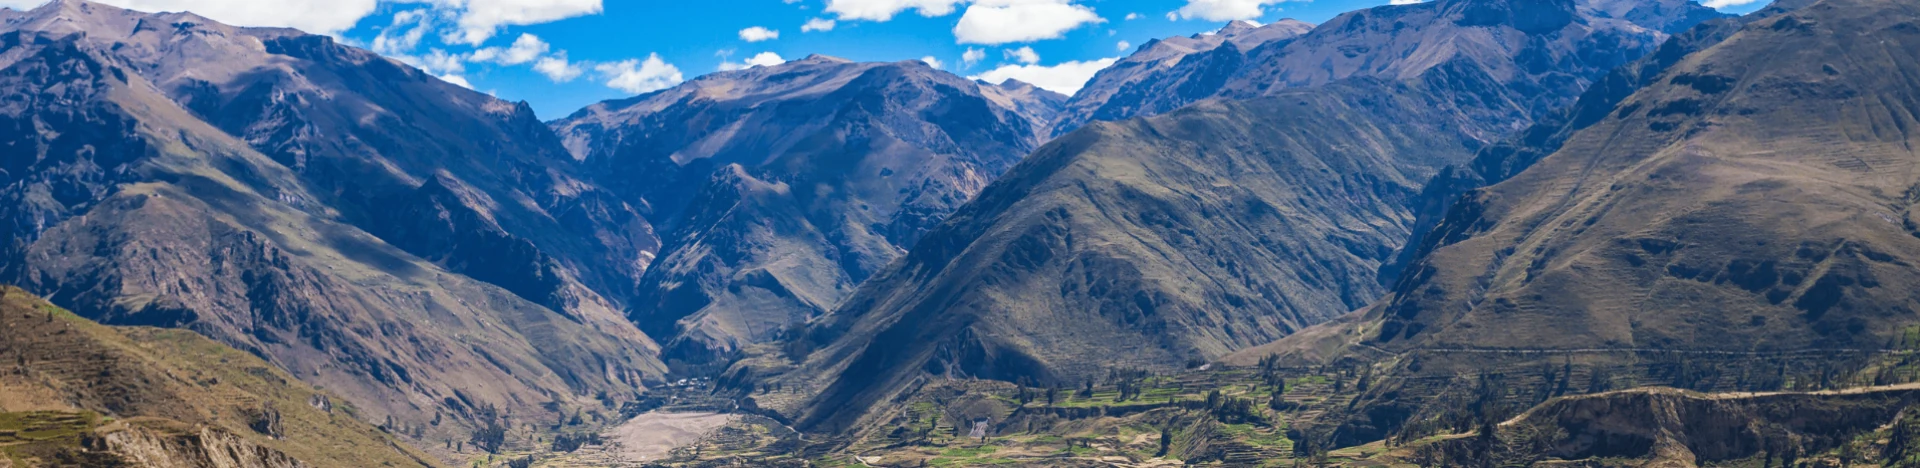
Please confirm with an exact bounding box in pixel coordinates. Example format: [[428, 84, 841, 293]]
[[105, 425, 308, 468]]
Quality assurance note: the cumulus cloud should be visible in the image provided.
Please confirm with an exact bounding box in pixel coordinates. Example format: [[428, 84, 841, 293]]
[[1124, 12, 1140, 20], [370, 9, 431, 57], [739, 26, 779, 42], [417, 49, 468, 75], [468, 33, 550, 65], [954, 0, 1102, 45], [1170, 0, 1300, 21], [1004, 46, 1039, 64], [534, 53, 585, 81], [962, 48, 986, 68], [443, 0, 604, 45], [920, 56, 944, 69], [596, 53, 684, 94], [718, 52, 786, 71], [971, 57, 1117, 95], [825, 0, 961, 21], [802, 18, 837, 32], [1116, 40, 1130, 51], [438, 74, 474, 88]]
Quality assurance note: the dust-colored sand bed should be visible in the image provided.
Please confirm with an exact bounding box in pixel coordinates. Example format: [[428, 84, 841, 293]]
[[606, 412, 739, 462]]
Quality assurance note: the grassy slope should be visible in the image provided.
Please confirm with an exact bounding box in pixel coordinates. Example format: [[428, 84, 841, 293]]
[[0, 286, 437, 467]]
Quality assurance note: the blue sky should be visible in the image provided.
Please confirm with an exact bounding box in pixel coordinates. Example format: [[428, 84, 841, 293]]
[[8, 0, 1767, 119]]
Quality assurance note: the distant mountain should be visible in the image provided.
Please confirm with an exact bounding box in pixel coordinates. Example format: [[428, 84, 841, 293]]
[[1370, 0, 1920, 355], [551, 56, 1059, 370], [0, 0, 665, 434], [1058, 0, 1724, 139], [0, 286, 435, 467], [1053, 19, 1314, 136], [752, 0, 1710, 433]]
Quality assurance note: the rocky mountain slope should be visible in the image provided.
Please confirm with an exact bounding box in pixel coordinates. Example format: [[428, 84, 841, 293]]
[[1057, 0, 1723, 139], [0, 0, 665, 435], [749, 0, 1718, 434], [1368, 0, 1920, 354], [1052, 19, 1313, 136], [0, 286, 436, 467], [551, 57, 1058, 369]]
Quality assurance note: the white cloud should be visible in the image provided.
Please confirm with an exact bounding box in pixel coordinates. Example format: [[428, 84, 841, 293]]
[[469, 33, 549, 65], [446, 0, 604, 45], [418, 49, 467, 75], [596, 54, 684, 94], [1124, 12, 1140, 20], [971, 57, 1117, 96], [825, 0, 961, 21], [370, 9, 431, 57], [954, 0, 1103, 45], [1170, 0, 1300, 22], [1389, 0, 1423, 4], [438, 74, 474, 88], [920, 56, 944, 69], [1116, 40, 1130, 51], [533, 53, 584, 81], [802, 18, 837, 32], [71, 0, 379, 34], [1004, 46, 1039, 65], [1701, 0, 1762, 7], [962, 48, 986, 68], [718, 52, 786, 71], [739, 26, 780, 42]]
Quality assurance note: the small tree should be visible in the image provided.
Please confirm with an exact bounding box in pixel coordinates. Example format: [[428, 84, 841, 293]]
[[471, 419, 507, 453]]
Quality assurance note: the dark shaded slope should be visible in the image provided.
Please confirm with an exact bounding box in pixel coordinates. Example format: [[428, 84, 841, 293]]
[[553, 57, 1056, 369]]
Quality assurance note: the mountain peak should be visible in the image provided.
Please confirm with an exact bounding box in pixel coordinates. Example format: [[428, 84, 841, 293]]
[[799, 53, 852, 64], [997, 78, 1037, 91], [1218, 19, 1261, 35]]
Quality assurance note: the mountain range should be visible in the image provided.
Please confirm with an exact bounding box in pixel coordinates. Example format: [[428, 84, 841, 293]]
[[752, 0, 1728, 433], [12, 0, 1920, 465]]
